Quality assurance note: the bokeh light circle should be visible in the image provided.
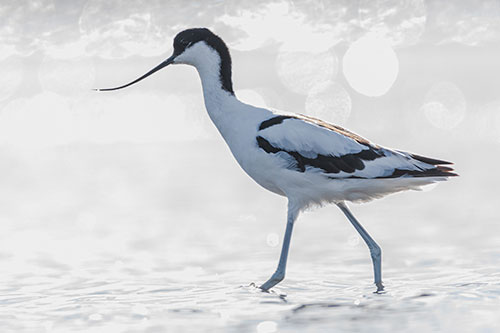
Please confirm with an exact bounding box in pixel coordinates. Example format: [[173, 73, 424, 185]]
[[256, 321, 278, 333], [421, 82, 466, 130], [266, 233, 279, 247], [343, 35, 399, 97]]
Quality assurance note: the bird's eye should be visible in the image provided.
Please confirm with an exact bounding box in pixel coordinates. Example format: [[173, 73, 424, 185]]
[[177, 39, 193, 49]]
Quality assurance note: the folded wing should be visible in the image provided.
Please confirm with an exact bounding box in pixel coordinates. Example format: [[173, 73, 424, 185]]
[[256, 114, 457, 179]]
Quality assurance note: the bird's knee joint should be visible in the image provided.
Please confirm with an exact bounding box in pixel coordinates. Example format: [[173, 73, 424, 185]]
[[370, 245, 381, 259]]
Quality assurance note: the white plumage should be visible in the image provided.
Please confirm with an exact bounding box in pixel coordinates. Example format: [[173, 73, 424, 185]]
[[254, 114, 446, 202], [98, 28, 456, 292]]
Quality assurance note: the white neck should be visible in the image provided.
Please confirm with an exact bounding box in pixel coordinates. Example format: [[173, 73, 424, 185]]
[[175, 42, 239, 128], [197, 60, 235, 122]]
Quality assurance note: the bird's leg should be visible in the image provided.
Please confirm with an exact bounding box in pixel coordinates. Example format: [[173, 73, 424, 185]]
[[337, 202, 384, 292], [260, 203, 299, 291]]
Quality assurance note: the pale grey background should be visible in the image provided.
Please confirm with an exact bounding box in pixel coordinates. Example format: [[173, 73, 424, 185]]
[[0, 1, 499, 332]]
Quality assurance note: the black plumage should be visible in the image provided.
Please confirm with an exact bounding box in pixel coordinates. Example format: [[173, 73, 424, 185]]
[[258, 115, 295, 130], [256, 136, 383, 175]]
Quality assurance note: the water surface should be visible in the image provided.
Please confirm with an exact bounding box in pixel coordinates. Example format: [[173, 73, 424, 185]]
[[0, 144, 498, 332]]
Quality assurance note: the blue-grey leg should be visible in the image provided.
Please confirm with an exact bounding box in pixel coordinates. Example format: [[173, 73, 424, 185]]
[[260, 204, 300, 291], [337, 202, 384, 292]]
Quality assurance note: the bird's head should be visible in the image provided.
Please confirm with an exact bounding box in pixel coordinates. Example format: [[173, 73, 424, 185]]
[[96, 28, 233, 94]]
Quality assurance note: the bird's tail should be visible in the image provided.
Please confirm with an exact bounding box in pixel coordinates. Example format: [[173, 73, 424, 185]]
[[409, 153, 458, 177]]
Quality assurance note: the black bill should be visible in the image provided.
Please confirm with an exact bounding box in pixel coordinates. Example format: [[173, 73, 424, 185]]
[[95, 54, 176, 91]]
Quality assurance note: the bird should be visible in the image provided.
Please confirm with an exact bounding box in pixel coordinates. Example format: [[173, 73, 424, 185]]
[[96, 28, 457, 292]]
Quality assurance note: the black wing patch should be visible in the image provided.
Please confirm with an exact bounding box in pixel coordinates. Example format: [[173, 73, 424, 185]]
[[258, 115, 295, 130], [256, 136, 383, 174], [257, 115, 458, 179], [376, 166, 458, 178], [408, 153, 453, 166]]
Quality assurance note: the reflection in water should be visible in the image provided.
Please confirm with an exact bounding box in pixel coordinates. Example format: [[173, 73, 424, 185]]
[[293, 303, 343, 312]]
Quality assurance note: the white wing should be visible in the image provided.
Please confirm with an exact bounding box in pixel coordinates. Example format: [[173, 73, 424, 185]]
[[256, 114, 455, 179]]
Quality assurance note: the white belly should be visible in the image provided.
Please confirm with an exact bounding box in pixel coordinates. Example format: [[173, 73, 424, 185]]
[[226, 136, 442, 207]]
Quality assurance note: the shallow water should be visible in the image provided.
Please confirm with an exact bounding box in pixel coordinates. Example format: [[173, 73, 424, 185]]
[[0, 143, 499, 332], [2, 1, 500, 330]]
